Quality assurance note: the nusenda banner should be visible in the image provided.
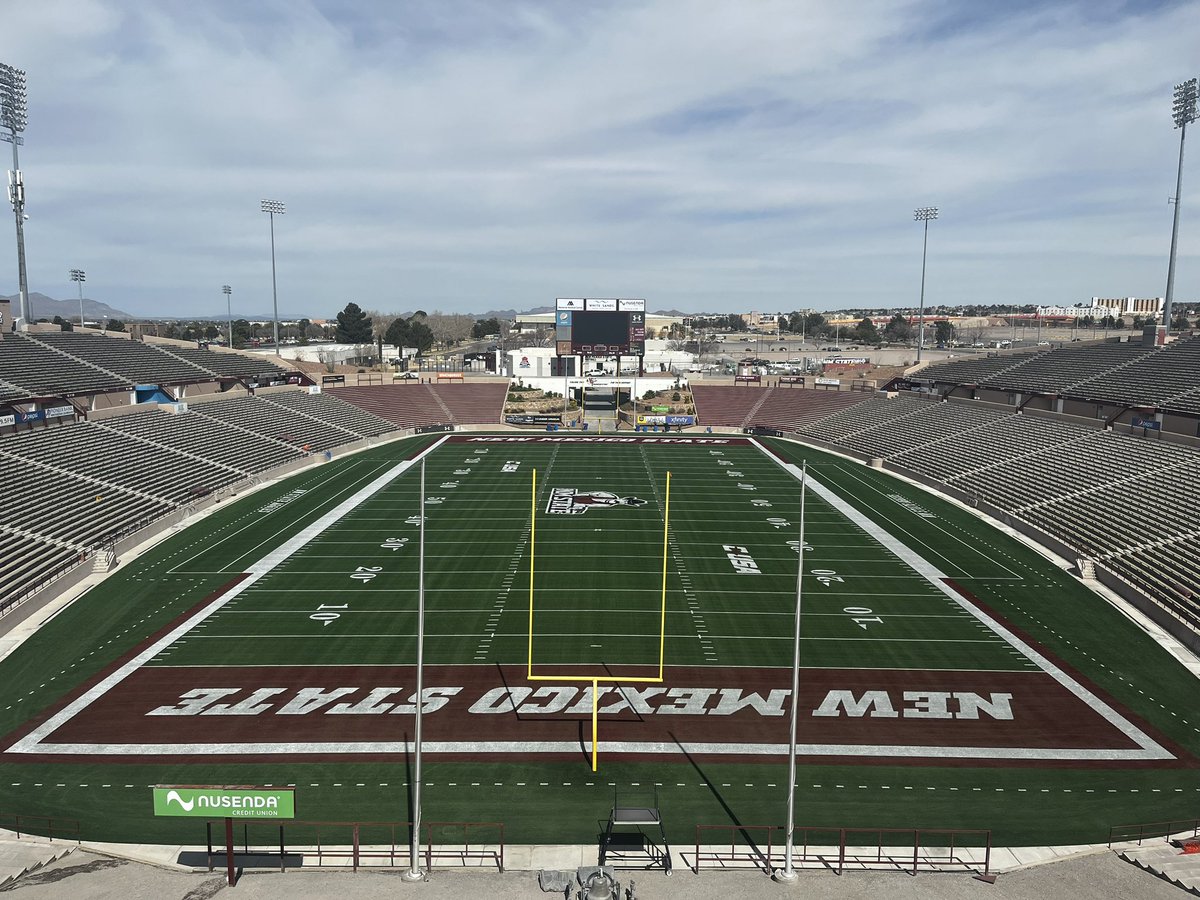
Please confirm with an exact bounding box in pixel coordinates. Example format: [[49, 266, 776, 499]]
[[152, 786, 295, 819]]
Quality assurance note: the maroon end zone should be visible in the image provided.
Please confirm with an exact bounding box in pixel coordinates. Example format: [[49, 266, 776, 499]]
[[3, 655, 1189, 767]]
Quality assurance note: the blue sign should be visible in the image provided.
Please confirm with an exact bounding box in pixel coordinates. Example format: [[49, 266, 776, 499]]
[[1132, 416, 1161, 430]]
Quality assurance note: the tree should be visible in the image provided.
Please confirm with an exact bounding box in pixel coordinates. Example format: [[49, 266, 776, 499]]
[[204, 325, 219, 340], [107, 319, 126, 332], [725, 313, 748, 332], [1173, 313, 1191, 331], [385, 315, 435, 354], [472, 317, 503, 340], [296, 318, 311, 345], [882, 313, 911, 342], [1099, 314, 1119, 330], [854, 316, 880, 344], [934, 320, 955, 346], [804, 312, 827, 337], [336, 302, 373, 343]]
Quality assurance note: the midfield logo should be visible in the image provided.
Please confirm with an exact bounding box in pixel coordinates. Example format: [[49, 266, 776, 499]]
[[546, 487, 649, 515]]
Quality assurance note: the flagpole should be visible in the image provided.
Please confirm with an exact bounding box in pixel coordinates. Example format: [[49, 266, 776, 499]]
[[403, 459, 427, 881], [775, 459, 807, 884]]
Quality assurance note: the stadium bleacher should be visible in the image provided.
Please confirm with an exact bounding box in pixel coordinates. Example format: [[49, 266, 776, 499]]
[[330, 382, 507, 427], [0, 388, 398, 610], [788, 393, 1200, 630], [917, 336, 1200, 415]]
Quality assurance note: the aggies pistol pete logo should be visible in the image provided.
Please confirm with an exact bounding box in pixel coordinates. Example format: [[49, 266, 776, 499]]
[[546, 487, 649, 515]]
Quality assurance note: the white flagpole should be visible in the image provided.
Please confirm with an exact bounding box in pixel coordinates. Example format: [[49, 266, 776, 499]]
[[403, 459, 427, 881], [775, 459, 807, 884]]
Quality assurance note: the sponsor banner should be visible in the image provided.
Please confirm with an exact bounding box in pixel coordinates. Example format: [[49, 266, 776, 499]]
[[556, 310, 572, 327], [828, 357, 870, 365], [415, 424, 454, 434], [555, 341, 573, 356], [1132, 416, 1162, 430], [585, 297, 617, 311], [618, 298, 646, 311], [779, 376, 805, 385], [44, 405, 74, 419], [815, 377, 841, 386], [0, 414, 14, 427], [651, 406, 670, 412], [505, 414, 563, 426], [321, 375, 345, 385], [14, 409, 44, 424], [638, 415, 695, 426], [744, 426, 784, 437], [734, 375, 761, 383], [556, 298, 585, 311], [153, 786, 295, 819]]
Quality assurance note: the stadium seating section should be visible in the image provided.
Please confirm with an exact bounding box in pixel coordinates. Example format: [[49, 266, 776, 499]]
[[690, 385, 867, 429], [330, 382, 508, 428], [788, 394, 1200, 632], [0, 332, 289, 400], [0, 393, 397, 608], [917, 336, 1200, 413]]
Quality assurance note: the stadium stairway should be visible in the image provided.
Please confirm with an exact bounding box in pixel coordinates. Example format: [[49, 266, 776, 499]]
[[1118, 844, 1200, 894], [0, 838, 75, 888]]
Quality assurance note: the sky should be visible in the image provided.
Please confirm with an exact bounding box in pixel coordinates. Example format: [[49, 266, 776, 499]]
[[0, 0, 1196, 320]]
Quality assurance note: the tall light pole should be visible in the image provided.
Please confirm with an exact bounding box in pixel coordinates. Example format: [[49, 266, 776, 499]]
[[69, 268, 85, 328], [1164, 77, 1198, 330], [914, 207, 938, 362], [222, 284, 233, 348], [260, 199, 285, 355], [1, 63, 30, 329], [774, 460, 808, 885]]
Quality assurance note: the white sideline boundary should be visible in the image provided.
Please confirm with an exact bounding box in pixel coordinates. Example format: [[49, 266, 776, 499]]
[[2, 434, 1175, 761], [753, 438, 1172, 762]]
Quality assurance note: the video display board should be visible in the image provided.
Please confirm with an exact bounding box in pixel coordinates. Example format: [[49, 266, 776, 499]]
[[556, 298, 646, 356]]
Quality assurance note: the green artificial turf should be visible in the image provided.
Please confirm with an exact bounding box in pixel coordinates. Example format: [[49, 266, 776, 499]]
[[0, 432, 1197, 849]]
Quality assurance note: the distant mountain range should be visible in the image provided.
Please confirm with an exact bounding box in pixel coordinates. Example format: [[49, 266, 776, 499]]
[[2, 292, 135, 322]]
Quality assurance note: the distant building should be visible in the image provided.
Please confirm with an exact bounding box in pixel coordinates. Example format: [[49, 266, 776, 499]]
[[1091, 297, 1164, 316]]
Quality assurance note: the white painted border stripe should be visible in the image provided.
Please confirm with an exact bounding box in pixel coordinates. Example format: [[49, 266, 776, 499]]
[[10, 739, 1169, 761], [753, 438, 1174, 761], [7, 436, 449, 755]]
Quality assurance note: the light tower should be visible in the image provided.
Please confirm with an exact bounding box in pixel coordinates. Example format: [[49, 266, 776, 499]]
[[222, 284, 233, 348], [0, 63, 29, 328], [913, 207, 938, 362], [69, 268, 85, 328], [260, 199, 285, 355], [1163, 77, 1198, 329]]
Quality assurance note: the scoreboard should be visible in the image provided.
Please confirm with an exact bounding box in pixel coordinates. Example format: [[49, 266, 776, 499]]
[[555, 298, 646, 356]]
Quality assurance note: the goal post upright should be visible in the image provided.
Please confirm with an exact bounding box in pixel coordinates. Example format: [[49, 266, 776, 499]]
[[527, 467, 536, 681], [659, 470, 670, 675]]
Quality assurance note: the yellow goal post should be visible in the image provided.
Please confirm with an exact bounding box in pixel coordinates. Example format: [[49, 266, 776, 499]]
[[526, 467, 671, 770]]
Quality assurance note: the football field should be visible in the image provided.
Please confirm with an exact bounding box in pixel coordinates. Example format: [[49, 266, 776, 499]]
[[0, 433, 1197, 845]]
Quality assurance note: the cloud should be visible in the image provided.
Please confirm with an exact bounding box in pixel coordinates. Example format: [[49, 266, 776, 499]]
[[0, 0, 1195, 318]]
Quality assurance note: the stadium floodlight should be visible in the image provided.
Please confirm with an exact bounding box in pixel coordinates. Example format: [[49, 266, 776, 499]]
[[774, 460, 808, 885], [913, 207, 938, 362], [1164, 77, 1198, 329], [260, 199, 285, 356], [222, 284, 233, 348], [0, 62, 30, 329], [69, 268, 85, 328]]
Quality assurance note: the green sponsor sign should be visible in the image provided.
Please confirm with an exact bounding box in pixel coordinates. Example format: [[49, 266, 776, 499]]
[[153, 786, 296, 819], [652, 406, 670, 412]]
